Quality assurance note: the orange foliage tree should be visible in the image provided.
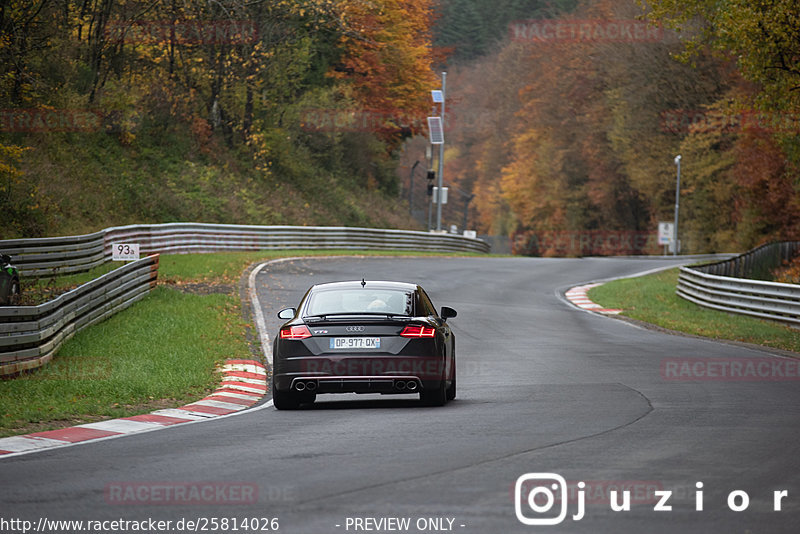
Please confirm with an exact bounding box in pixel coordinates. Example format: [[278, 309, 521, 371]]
[[331, 0, 438, 140]]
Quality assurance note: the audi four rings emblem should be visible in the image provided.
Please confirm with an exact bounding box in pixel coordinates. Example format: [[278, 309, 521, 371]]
[[345, 326, 365, 332]]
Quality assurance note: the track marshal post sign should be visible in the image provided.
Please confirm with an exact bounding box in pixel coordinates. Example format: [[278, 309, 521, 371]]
[[112, 243, 140, 261]]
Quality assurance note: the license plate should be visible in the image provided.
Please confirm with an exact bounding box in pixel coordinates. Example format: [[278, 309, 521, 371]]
[[330, 337, 381, 349]]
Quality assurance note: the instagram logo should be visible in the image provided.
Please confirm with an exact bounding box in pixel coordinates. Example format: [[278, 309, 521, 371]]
[[514, 473, 570, 525]]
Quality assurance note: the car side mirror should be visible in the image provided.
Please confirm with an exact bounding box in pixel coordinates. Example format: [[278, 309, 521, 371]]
[[277, 307, 296, 320], [440, 306, 457, 321]]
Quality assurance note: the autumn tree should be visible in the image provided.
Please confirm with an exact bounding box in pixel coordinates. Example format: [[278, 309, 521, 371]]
[[331, 0, 438, 141], [444, 0, 799, 250], [644, 0, 800, 113], [0, 0, 440, 237]]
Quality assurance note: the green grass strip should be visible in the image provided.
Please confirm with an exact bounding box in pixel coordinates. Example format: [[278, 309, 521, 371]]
[[588, 267, 800, 354], [0, 287, 250, 437]]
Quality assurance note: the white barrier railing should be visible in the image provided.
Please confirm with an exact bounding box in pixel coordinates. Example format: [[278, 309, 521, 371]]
[[1, 231, 106, 277], [2, 223, 490, 277], [0, 255, 159, 376], [0, 223, 488, 375], [677, 243, 800, 326]]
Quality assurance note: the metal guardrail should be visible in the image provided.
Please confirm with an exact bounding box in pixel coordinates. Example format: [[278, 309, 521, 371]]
[[0, 224, 486, 375], [2, 223, 490, 277], [0, 255, 159, 376], [688, 241, 800, 280], [677, 242, 800, 326], [0, 231, 106, 277]]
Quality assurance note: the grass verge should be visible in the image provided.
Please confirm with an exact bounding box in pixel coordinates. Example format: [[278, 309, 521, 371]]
[[0, 249, 483, 437], [588, 267, 800, 354], [0, 288, 250, 437]]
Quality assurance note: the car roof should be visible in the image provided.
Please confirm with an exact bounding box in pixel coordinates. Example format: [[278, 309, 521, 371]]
[[309, 280, 419, 292]]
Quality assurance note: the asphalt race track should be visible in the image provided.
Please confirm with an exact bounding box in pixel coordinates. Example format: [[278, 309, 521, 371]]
[[2, 256, 799, 533]]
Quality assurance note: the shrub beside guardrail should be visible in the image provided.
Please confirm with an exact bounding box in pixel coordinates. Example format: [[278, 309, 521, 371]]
[[0, 255, 159, 376], [677, 241, 800, 326], [2, 223, 490, 277]]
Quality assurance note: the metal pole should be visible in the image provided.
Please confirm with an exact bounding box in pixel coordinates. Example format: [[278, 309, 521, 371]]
[[436, 72, 446, 232], [408, 160, 419, 215], [673, 155, 681, 256], [462, 194, 475, 233], [426, 146, 433, 231], [427, 185, 433, 231]]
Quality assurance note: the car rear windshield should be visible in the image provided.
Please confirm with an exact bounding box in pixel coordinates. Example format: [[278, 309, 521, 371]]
[[305, 289, 414, 316]]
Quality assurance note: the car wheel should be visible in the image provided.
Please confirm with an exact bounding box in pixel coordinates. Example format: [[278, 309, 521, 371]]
[[446, 358, 456, 401], [271, 376, 302, 410], [420, 377, 447, 407], [272, 387, 301, 410]]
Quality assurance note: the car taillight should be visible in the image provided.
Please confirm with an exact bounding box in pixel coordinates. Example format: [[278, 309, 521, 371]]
[[400, 324, 436, 338], [280, 325, 312, 339]]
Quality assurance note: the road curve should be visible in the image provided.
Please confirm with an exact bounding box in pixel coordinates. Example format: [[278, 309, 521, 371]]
[[1, 256, 798, 534]]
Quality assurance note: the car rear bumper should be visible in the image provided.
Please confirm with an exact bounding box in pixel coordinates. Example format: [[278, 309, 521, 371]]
[[273, 354, 446, 394], [287, 375, 425, 395]]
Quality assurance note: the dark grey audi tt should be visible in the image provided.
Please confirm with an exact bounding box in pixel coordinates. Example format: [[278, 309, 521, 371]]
[[271, 280, 457, 409]]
